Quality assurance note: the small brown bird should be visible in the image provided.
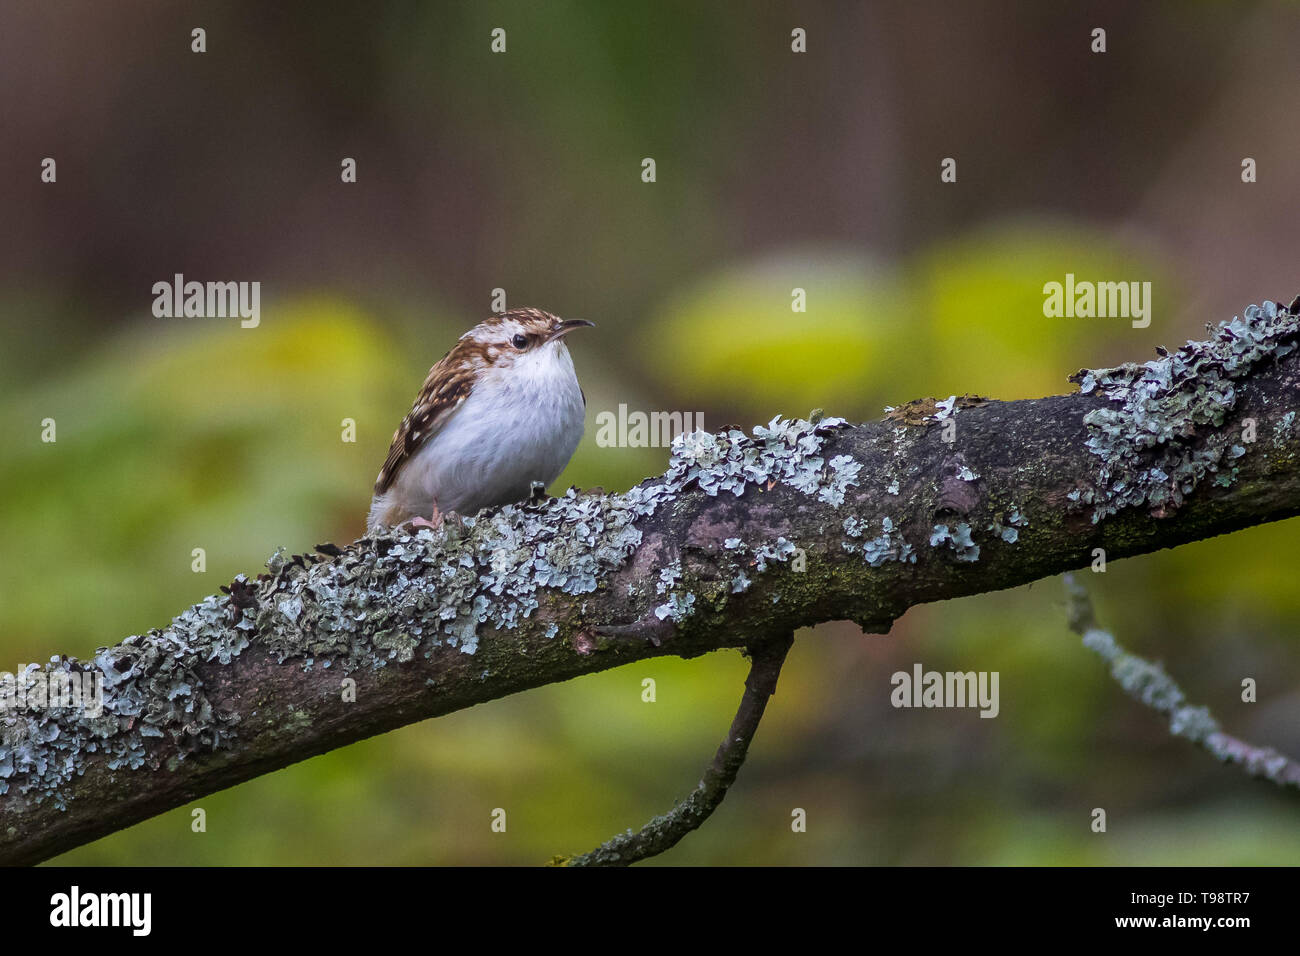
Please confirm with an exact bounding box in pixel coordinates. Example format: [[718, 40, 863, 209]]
[[367, 308, 594, 533]]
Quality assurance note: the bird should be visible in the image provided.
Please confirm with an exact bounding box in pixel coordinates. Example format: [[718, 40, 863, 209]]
[[366, 307, 594, 534]]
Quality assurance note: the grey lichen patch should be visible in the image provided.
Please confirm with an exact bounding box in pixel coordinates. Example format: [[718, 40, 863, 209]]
[[0, 593, 243, 808], [261, 485, 659, 666], [987, 507, 1028, 544], [752, 537, 798, 572], [371, 627, 419, 663], [1273, 411, 1296, 450], [666, 415, 853, 500], [929, 523, 980, 562], [656, 561, 683, 595], [658, 415, 869, 598], [821, 455, 862, 506], [1070, 300, 1300, 522], [653, 558, 695, 622], [654, 591, 696, 622], [722, 535, 801, 597], [843, 516, 916, 567]]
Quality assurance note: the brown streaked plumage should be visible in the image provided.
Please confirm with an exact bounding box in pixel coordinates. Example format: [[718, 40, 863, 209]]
[[374, 347, 476, 495], [368, 308, 592, 531]]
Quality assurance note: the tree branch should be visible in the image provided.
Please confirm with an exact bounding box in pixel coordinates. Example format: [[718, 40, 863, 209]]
[[1064, 574, 1300, 790], [4, 297, 1300, 865], [558, 632, 793, 866]]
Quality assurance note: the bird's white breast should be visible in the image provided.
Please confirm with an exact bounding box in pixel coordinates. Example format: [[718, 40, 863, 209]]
[[390, 341, 586, 519]]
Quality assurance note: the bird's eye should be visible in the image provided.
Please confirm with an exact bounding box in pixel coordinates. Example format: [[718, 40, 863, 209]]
[[511, 333, 529, 349]]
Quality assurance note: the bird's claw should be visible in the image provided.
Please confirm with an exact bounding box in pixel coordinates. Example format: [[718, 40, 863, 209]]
[[403, 505, 444, 532]]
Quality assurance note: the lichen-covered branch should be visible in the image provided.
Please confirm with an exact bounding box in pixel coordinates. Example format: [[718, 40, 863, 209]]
[[1064, 575, 1300, 789], [4, 298, 1300, 865], [559, 632, 793, 866]]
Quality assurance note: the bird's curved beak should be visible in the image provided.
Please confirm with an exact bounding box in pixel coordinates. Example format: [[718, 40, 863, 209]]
[[547, 318, 595, 342]]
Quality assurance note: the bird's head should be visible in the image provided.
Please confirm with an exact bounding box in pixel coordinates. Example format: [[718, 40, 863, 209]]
[[463, 308, 595, 372]]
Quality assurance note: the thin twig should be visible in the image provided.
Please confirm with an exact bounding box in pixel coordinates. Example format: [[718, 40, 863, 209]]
[[1063, 574, 1300, 790], [559, 633, 795, 866]]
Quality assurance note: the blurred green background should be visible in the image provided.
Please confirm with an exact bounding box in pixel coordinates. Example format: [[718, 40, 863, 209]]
[[2, 0, 1298, 864]]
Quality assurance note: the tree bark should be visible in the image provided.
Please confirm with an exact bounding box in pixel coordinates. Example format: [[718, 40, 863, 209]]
[[3, 299, 1299, 865]]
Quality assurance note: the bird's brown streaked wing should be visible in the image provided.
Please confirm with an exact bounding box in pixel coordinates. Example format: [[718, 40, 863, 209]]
[[373, 352, 476, 494]]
